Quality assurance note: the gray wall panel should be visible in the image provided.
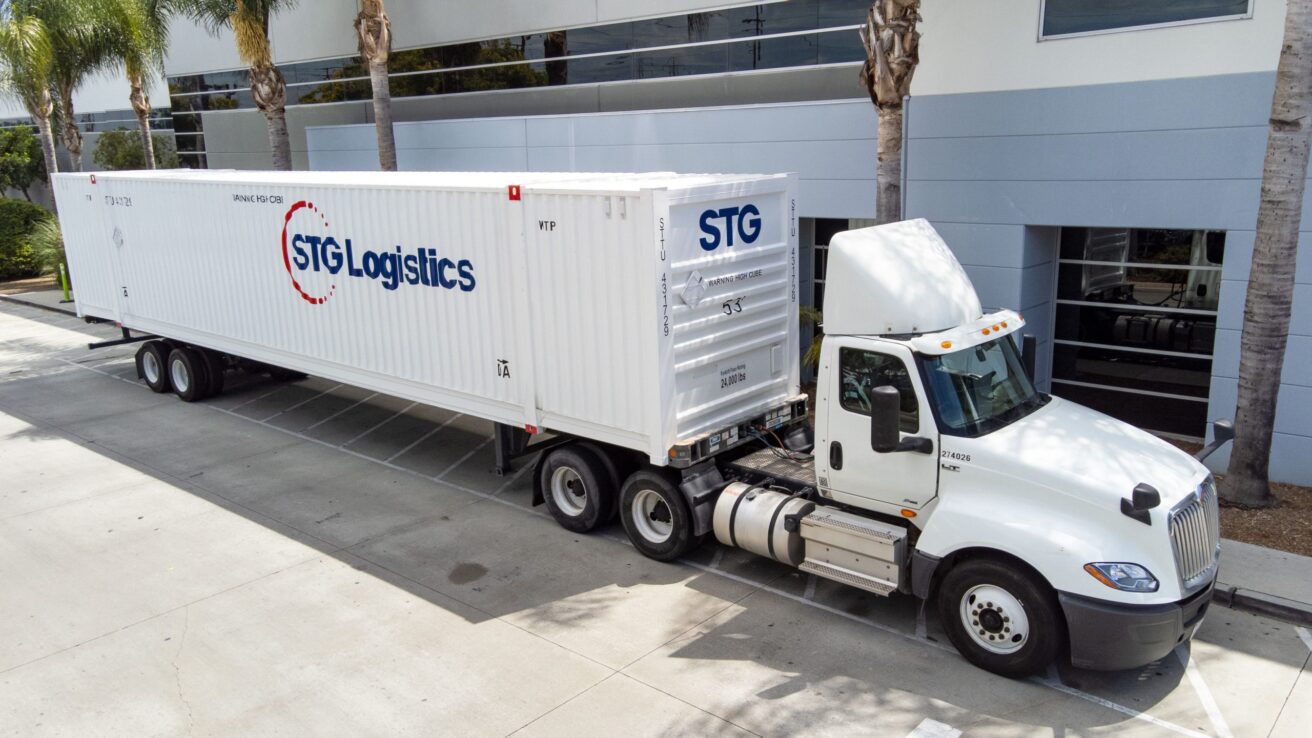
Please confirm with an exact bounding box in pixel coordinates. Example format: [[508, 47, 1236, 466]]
[[308, 100, 880, 219], [909, 72, 1277, 139], [907, 127, 1268, 183]]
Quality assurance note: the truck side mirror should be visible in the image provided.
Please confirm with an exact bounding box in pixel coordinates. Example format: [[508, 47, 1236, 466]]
[[1194, 418, 1234, 461], [870, 386, 901, 453], [1021, 333, 1037, 381]]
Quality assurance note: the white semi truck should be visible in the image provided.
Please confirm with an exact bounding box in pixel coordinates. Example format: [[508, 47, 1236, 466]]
[[53, 170, 1225, 678]]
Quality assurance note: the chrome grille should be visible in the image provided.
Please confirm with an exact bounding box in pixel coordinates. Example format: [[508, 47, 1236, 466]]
[[1169, 477, 1220, 590]]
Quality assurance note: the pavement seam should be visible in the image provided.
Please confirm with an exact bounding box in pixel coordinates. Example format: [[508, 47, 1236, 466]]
[[1265, 645, 1312, 738], [47, 346, 1211, 738]]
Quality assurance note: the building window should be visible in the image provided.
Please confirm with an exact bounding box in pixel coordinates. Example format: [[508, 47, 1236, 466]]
[[1051, 227, 1224, 439], [1040, 0, 1251, 39]]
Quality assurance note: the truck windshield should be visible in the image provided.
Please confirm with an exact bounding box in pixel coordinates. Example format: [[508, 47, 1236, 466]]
[[921, 336, 1046, 437]]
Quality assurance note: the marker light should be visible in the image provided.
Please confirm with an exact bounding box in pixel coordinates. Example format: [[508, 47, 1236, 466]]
[[900, 509, 917, 518], [1084, 562, 1158, 592], [992, 324, 1000, 331], [1001, 321, 1008, 328], [941, 341, 953, 349], [982, 328, 991, 335]]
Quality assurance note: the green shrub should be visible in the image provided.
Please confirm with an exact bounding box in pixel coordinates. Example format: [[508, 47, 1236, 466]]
[[0, 198, 53, 281], [28, 217, 66, 285], [92, 130, 181, 171]]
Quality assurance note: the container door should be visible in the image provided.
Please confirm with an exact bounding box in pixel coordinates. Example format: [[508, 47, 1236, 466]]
[[819, 337, 938, 510]]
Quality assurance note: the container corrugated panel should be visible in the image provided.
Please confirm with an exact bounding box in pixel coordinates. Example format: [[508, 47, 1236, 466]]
[[52, 170, 799, 463]]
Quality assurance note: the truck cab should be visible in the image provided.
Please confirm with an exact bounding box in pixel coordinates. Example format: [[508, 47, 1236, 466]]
[[801, 219, 1219, 676]]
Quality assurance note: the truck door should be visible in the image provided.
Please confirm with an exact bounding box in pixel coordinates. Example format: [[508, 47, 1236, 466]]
[[819, 338, 939, 511]]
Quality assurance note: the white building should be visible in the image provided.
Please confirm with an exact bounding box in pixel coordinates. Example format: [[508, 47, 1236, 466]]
[[20, 0, 1309, 483]]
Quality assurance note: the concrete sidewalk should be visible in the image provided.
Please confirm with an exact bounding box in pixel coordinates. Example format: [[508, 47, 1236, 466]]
[[6, 286, 1311, 626]]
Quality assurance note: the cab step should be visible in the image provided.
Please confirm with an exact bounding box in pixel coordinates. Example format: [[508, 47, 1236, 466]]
[[799, 508, 907, 596]]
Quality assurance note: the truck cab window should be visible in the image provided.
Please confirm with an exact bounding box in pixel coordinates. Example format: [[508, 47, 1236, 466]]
[[838, 348, 919, 433]]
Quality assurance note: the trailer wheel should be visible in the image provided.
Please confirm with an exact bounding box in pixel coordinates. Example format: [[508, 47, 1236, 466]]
[[620, 469, 701, 561], [937, 558, 1063, 678], [199, 349, 226, 397], [539, 445, 615, 533], [136, 341, 171, 393], [167, 347, 210, 403], [577, 441, 628, 521]]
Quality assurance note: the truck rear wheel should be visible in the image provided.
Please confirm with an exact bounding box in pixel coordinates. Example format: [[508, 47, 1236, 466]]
[[620, 469, 701, 561], [937, 558, 1063, 678], [136, 341, 171, 393], [539, 445, 615, 533], [167, 347, 210, 403]]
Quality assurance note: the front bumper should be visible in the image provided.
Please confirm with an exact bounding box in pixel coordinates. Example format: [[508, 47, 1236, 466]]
[[1058, 580, 1214, 671]]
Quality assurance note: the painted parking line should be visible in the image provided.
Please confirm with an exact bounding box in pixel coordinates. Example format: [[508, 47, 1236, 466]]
[[302, 392, 378, 431], [906, 718, 960, 738], [260, 384, 344, 421], [1175, 646, 1234, 738], [56, 355, 1213, 738], [340, 402, 417, 447]]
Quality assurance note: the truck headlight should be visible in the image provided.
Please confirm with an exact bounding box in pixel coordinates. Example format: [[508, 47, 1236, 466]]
[[1084, 562, 1159, 593]]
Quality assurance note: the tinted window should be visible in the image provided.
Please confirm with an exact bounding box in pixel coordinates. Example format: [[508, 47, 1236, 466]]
[[1042, 0, 1250, 37], [839, 348, 919, 433]]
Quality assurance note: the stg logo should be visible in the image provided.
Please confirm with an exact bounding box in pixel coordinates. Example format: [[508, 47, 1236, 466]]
[[699, 203, 761, 252], [280, 200, 475, 305]]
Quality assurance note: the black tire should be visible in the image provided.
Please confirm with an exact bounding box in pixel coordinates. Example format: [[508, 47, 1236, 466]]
[[577, 441, 627, 521], [937, 558, 1063, 678], [619, 469, 702, 561], [166, 347, 210, 402], [135, 341, 171, 393], [539, 444, 615, 533], [199, 348, 226, 397]]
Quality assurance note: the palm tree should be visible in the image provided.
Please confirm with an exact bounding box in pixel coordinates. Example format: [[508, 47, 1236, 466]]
[[355, 0, 395, 171], [1223, 0, 1311, 508], [0, 12, 59, 181], [169, 0, 296, 170], [858, 1, 920, 224], [111, 0, 169, 168]]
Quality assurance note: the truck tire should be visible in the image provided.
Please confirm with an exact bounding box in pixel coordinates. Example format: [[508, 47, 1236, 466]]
[[540, 444, 615, 533], [937, 558, 1063, 678], [620, 469, 702, 561], [136, 341, 171, 393], [167, 347, 210, 403], [199, 348, 226, 397], [576, 441, 628, 521]]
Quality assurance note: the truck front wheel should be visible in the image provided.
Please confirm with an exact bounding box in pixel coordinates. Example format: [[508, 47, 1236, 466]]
[[620, 470, 701, 561], [937, 558, 1063, 678]]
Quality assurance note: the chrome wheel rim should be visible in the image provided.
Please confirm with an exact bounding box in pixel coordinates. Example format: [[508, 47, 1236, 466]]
[[142, 351, 161, 384], [960, 584, 1029, 654], [170, 358, 190, 394], [632, 489, 673, 543], [550, 467, 588, 517]]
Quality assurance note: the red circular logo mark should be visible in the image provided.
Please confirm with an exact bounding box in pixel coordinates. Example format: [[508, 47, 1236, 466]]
[[281, 200, 336, 305]]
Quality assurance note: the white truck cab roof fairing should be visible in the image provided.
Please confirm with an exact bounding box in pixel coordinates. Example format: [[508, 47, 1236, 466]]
[[823, 219, 983, 336]]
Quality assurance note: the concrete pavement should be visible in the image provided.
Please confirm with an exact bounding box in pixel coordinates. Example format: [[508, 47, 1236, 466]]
[[2, 299, 1311, 736]]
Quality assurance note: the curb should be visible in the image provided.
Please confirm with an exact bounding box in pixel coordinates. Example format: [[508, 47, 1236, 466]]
[[0, 293, 79, 317], [1214, 581, 1312, 626]]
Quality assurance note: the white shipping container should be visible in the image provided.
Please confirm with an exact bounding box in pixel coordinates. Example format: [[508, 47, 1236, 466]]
[[53, 170, 801, 464]]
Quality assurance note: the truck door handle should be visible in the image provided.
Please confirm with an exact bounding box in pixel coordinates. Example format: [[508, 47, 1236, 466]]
[[829, 441, 843, 470]]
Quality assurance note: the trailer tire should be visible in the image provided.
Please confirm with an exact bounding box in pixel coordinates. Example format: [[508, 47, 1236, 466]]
[[167, 347, 210, 402], [540, 445, 615, 533], [136, 341, 171, 393], [937, 558, 1063, 678], [199, 349, 226, 397], [620, 469, 701, 561], [577, 441, 627, 521]]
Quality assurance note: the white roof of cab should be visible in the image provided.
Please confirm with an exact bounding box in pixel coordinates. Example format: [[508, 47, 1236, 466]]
[[822, 219, 983, 336]]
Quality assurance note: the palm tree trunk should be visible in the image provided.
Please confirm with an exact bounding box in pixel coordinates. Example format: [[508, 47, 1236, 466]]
[[1223, 0, 1311, 507], [129, 74, 156, 169], [58, 85, 82, 173], [356, 1, 396, 172], [34, 109, 58, 175], [249, 61, 291, 171], [368, 59, 396, 171], [875, 106, 903, 224]]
